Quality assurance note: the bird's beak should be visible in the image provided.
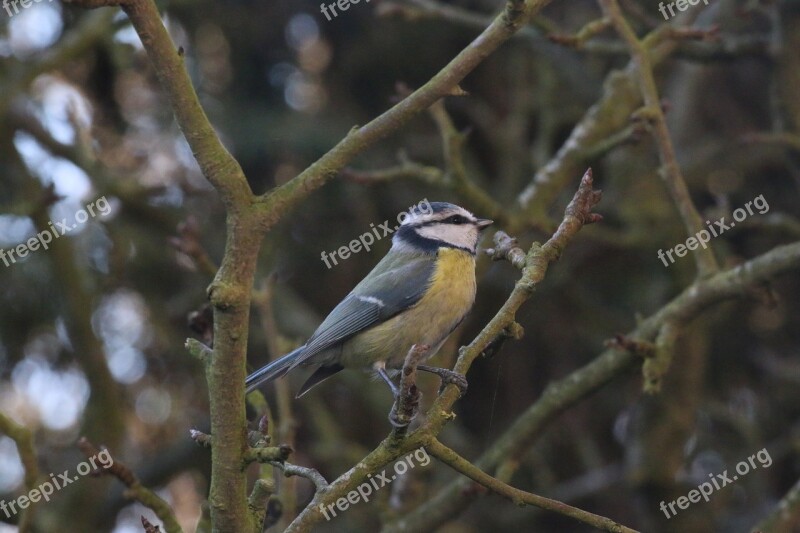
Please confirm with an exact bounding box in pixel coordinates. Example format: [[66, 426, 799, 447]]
[[476, 218, 493, 230]]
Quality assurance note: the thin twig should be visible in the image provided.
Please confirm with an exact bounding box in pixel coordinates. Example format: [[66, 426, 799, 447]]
[[599, 0, 719, 278], [243, 445, 293, 465], [77, 438, 182, 533], [271, 462, 330, 493], [427, 100, 507, 225], [390, 344, 429, 432], [742, 132, 800, 152], [286, 169, 601, 532], [384, 239, 800, 531], [484, 231, 527, 270], [427, 439, 639, 533]]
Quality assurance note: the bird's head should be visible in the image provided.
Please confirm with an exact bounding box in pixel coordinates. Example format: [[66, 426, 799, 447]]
[[394, 202, 492, 255]]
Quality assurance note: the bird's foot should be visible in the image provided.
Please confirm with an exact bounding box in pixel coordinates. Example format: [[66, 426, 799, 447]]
[[418, 365, 468, 397], [375, 365, 400, 397]]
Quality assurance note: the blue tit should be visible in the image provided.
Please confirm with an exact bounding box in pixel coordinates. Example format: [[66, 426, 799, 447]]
[[246, 202, 492, 397]]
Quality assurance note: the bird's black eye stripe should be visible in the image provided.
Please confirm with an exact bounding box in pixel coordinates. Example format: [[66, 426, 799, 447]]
[[414, 214, 472, 227]]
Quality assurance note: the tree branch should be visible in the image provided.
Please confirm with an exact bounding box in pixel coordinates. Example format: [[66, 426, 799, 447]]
[[242, 445, 293, 465], [252, 0, 556, 231], [384, 239, 800, 532], [516, 20, 698, 231], [286, 169, 601, 532], [389, 344, 428, 431], [118, 0, 252, 212], [599, 0, 719, 277], [426, 439, 639, 533], [77, 438, 182, 533], [426, 168, 601, 430], [271, 462, 330, 493]]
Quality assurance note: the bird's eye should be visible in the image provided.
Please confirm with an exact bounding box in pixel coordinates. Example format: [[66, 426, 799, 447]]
[[447, 215, 467, 224]]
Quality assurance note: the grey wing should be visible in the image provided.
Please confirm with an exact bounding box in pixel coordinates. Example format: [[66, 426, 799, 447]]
[[292, 252, 435, 368]]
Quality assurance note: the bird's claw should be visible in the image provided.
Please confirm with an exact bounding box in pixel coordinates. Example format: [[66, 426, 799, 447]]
[[418, 365, 468, 397], [439, 371, 468, 397]]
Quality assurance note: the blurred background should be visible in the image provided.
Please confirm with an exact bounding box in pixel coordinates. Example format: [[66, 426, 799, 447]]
[[1, 0, 799, 531]]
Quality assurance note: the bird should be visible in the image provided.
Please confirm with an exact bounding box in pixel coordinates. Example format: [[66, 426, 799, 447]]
[[245, 201, 492, 399]]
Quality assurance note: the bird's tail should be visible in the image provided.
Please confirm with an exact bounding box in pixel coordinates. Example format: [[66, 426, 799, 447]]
[[246, 345, 306, 393]]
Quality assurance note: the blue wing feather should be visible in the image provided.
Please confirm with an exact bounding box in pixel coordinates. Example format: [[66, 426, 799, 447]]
[[296, 251, 434, 364], [246, 250, 435, 391]]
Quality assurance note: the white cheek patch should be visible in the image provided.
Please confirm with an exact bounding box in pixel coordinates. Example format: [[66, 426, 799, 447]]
[[416, 224, 478, 251]]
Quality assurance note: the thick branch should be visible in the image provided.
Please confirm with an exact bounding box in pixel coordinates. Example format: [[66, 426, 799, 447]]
[[426, 168, 601, 429], [287, 169, 600, 532], [119, 0, 253, 211], [253, 0, 555, 231], [385, 240, 800, 532]]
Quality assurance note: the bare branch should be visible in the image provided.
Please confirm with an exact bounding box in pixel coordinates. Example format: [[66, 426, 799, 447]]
[[385, 239, 800, 531], [599, 0, 719, 277], [252, 0, 556, 231], [118, 0, 252, 211], [484, 231, 527, 270], [77, 438, 182, 533], [426, 439, 639, 533], [271, 462, 330, 493], [243, 445, 293, 465], [390, 344, 429, 431]]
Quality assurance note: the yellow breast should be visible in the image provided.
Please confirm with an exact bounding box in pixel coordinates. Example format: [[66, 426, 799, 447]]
[[416, 248, 477, 317], [342, 248, 477, 368]]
